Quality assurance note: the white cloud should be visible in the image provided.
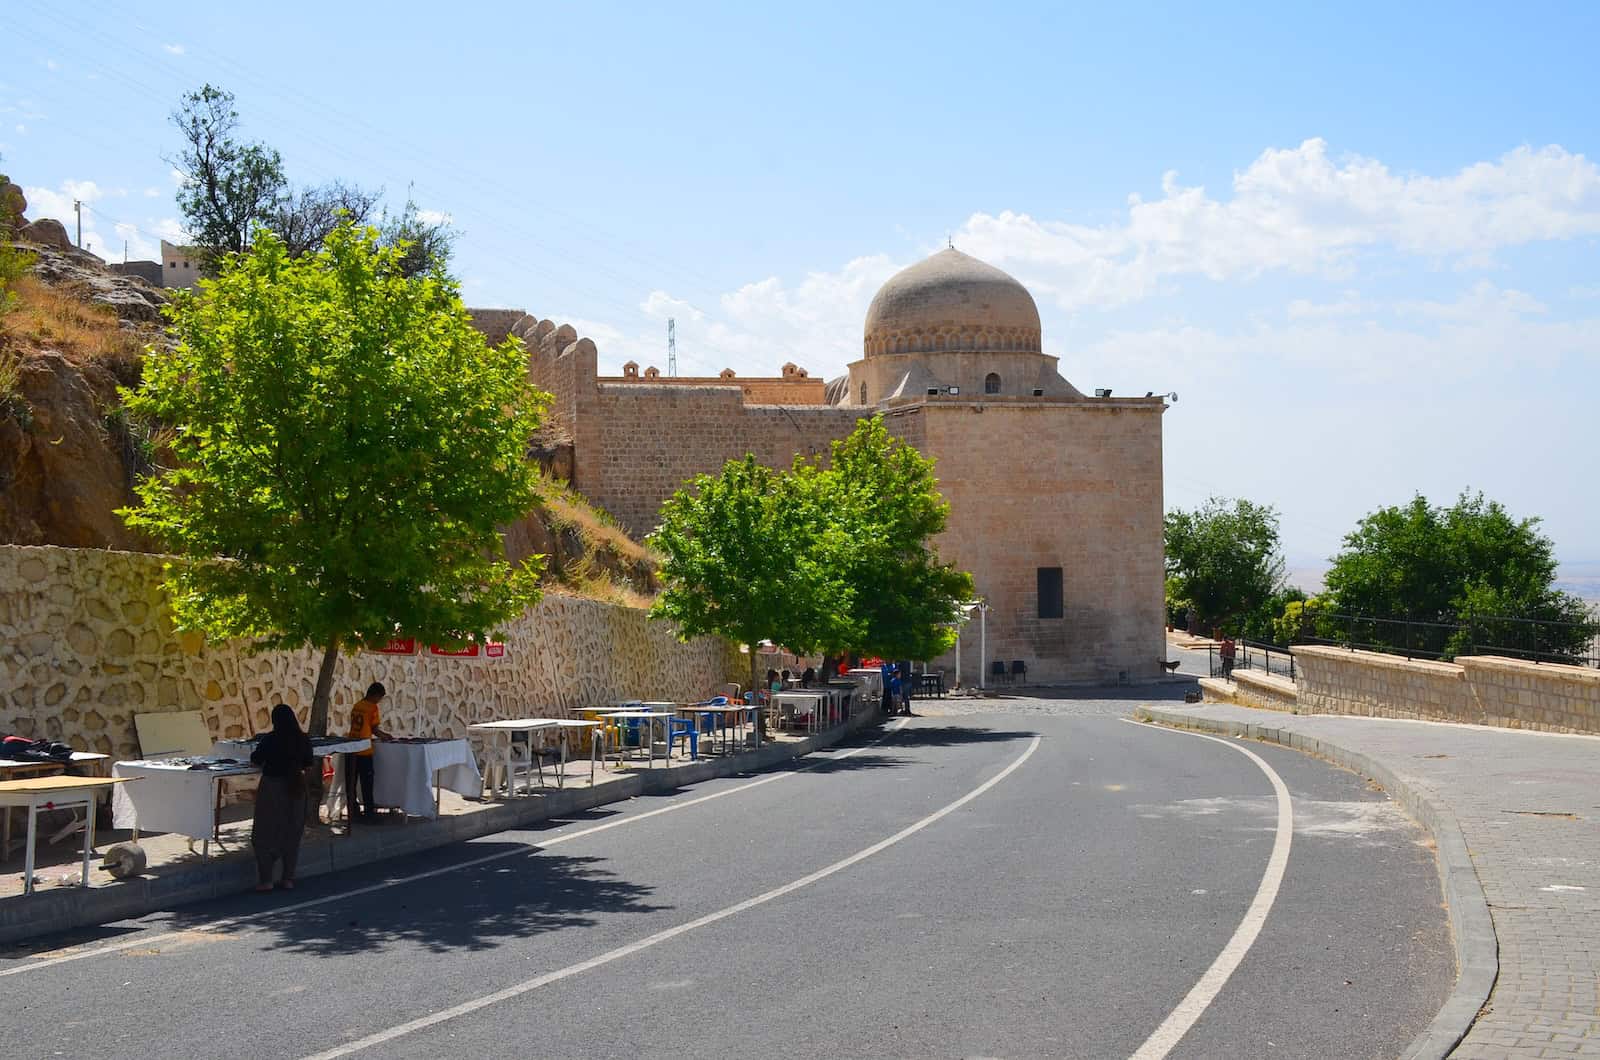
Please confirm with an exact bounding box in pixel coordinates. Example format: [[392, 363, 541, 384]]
[[13, 124, 23, 135], [954, 139, 1600, 311], [1287, 291, 1367, 319], [415, 208, 450, 226], [144, 187, 162, 198], [162, 43, 185, 55], [43, 59, 58, 72], [640, 290, 703, 322], [24, 179, 181, 261]]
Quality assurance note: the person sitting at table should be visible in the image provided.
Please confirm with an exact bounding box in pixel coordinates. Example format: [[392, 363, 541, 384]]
[[800, 666, 816, 688], [345, 682, 391, 822], [250, 704, 314, 892]]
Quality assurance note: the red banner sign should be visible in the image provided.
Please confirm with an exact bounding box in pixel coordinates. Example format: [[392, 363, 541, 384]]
[[374, 638, 417, 655], [429, 643, 480, 657], [485, 641, 506, 658]]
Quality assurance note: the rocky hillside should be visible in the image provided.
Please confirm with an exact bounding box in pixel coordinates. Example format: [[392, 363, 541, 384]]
[[0, 176, 657, 601]]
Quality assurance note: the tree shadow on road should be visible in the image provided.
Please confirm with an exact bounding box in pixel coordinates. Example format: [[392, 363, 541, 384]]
[[868, 724, 1037, 747], [199, 846, 666, 958]]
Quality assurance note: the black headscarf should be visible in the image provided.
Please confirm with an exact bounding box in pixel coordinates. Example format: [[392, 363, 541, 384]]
[[253, 703, 314, 777]]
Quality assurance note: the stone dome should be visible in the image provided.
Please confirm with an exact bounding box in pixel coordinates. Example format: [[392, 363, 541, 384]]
[[863, 248, 1042, 357]]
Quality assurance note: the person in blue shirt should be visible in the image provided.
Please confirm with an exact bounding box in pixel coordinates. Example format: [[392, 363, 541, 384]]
[[886, 667, 903, 715]]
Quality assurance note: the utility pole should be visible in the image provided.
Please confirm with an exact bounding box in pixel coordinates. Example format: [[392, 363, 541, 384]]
[[73, 200, 82, 248], [667, 318, 677, 377]]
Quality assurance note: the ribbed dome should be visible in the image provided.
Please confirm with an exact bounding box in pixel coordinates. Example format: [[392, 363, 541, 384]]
[[863, 248, 1041, 357]]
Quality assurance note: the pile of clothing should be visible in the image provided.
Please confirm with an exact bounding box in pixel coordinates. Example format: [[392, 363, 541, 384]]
[[0, 735, 76, 762]]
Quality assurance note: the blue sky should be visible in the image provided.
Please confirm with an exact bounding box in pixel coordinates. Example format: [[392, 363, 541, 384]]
[[5, 1, 1598, 578]]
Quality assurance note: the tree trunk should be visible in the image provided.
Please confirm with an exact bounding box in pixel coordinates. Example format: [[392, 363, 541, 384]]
[[304, 639, 339, 826], [308, 639, 340, 737]]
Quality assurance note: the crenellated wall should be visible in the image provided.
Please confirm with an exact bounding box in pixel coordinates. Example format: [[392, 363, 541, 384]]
[[0, 545, 743, 760]]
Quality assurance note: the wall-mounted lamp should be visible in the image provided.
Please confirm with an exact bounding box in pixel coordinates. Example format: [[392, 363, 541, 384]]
[[1094, 388, 1113, 398]]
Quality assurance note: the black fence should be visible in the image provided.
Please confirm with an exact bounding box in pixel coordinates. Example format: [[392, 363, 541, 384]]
[[1293, 608, 1599, 669], [1208, 640, 1296, 681]]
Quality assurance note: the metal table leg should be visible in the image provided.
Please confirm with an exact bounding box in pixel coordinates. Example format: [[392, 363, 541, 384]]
[[79, 793, 96, 887], [23, 802, 38, 896]]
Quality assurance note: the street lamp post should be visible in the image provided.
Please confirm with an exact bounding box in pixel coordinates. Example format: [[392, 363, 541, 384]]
[[958, 600, 990, 690]]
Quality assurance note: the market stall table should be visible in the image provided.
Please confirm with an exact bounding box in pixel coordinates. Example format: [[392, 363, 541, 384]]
[[0, 775, 129, 896], [211, 736, 372, 824], [596, 709, 677, 768], [679, 703, 755, 756], [544, 720, 603, 786], [0, 752, 111, 856], [372, 739, 483, 819], [112, 757, 260, 859], [467, 720, 560, 796]]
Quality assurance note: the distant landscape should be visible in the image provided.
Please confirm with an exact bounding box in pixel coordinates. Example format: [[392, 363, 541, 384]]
[[1286, 560, 1600, 606]]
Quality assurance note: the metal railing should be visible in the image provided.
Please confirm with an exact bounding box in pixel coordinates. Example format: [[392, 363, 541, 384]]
[[1208, 640, 1296, 681], [1295, 608, 1599, 668]]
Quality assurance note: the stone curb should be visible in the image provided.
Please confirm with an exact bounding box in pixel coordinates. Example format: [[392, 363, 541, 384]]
[[1131, 706, 1497, 1060], [1, 710, 882, 946]]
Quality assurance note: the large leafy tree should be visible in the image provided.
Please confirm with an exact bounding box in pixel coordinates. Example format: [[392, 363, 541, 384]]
[[120, 223, 547, 735], [1322, 492, 1592, 658], [649, 455, 860, 707], [168, 84, 288, 261], [1164, 497, 1286, 635], [812, 416, 972, 661], [169, 85, 449, 276]]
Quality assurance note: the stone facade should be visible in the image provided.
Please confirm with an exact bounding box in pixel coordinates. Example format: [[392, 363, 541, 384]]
[[895, 399, 1166, 684], [466, 245, 1169, 687], [1292, 645, 1600, 733], [0, 545, 742, 760]]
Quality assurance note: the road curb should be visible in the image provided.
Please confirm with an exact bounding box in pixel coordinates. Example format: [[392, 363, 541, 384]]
[[1131, 706, 1497, 1060], [1, 710, 883, 947]]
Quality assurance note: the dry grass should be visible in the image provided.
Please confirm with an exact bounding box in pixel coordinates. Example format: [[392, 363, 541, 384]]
[[2, 276, 151, 369], [540, 473, 656, 566]]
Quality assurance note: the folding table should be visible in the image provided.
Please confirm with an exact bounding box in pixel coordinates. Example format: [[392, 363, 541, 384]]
[[212, 736, 371, 824], [112, 758, 260, 859], [0, 775, 129, 895], [468, 720, 560, 796]]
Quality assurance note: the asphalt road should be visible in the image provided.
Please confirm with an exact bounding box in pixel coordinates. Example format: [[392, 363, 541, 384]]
[[5, 689, 1451, 1060]]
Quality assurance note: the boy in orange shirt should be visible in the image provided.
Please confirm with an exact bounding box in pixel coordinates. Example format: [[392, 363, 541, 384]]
[[345, 682, 390, 821]]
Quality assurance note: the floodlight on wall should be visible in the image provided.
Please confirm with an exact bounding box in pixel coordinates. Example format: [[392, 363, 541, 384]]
[[945, 385, 960, 395], [927, 387, 941, 396], [1094, 388, 1113, 398]]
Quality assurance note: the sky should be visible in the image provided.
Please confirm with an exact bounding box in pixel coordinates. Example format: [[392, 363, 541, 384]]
[[4, 1, 1598, 579]]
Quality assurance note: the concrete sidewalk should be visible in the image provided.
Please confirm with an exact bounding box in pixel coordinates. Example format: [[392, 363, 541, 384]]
[[1, 711, 881, 947], [1137, 701, 1600, 1059]]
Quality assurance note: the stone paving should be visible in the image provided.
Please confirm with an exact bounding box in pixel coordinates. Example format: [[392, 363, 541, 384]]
[[1145, 700, 1600, 1058]]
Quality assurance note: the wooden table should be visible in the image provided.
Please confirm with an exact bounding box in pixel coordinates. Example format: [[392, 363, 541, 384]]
[[0, 753, 113, 855], [0, 776, 129, 896]]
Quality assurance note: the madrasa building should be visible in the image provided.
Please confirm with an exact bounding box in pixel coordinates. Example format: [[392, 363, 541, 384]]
[[472, 247, 1167, 685]]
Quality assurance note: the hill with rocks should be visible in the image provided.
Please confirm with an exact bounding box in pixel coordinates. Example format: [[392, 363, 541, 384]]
[[0, 171, 656, 604]]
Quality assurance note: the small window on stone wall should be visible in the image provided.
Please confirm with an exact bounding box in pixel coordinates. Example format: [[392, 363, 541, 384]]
[[985, 372, 1001, 395], [1037, 567, 1063, 619]]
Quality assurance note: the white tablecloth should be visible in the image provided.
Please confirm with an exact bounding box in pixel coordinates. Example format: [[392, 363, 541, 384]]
[[112, 760, 258, 840], [212, 737, 372, 759], [373, 740, 482, 817]]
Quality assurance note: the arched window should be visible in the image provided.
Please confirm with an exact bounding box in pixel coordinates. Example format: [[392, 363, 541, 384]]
[[859, 382, 867, 405], [984, 372, 1001, 395]]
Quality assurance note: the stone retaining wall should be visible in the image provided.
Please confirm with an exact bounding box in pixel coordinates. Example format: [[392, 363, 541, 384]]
[[1292, 644, 1600, 733], [1230, 668, 1299, 712], [0, 545, 743, 759]]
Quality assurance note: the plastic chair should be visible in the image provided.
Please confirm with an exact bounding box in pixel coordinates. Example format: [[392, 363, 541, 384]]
[[668, 716, 698, 760], [1010, 660, 1027, 684], [991, 660, 1008, 685]]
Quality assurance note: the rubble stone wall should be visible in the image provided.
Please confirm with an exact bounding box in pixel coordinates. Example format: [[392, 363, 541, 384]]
[[0, 545, 742, 759]]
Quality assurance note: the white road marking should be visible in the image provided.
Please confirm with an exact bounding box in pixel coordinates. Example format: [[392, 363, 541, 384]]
[[1121, 719, 1294, 1060], [0, 720, 909, 979], [301, 733, 1042, 1059]]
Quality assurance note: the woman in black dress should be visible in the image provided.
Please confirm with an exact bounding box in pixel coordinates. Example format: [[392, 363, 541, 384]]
[[250, 704, 314, 892]]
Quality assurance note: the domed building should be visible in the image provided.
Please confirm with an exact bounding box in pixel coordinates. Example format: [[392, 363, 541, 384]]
[[488, 245, 1166, 685], [830, 248, 1166, 685]]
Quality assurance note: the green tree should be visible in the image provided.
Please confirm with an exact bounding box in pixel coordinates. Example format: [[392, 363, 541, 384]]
[[648, 454, 860, 710], [811, 416, 972, 662], [120, 223, 547, 735], [168, 84, 287, 261], [1164, 497, 1286, 635], [1323, 491, 1593, 659]]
